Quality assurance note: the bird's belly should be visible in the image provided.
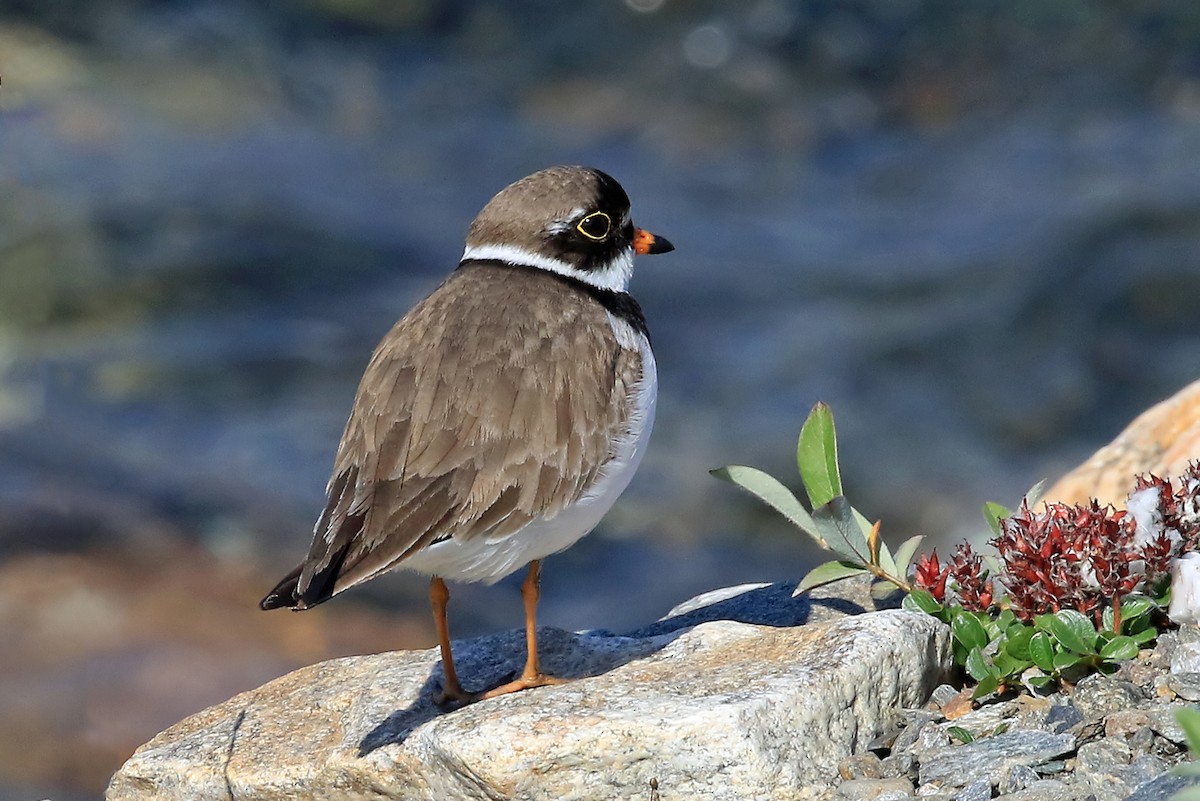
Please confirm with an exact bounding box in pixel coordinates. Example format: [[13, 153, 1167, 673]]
[[401, 345, 657, 585]]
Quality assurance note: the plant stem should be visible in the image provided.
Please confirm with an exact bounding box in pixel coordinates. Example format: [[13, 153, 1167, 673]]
[[1112, 593, 1123, 634]]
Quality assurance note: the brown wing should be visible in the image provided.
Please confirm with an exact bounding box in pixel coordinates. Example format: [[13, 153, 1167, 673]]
[[279, 264, 642, 607]]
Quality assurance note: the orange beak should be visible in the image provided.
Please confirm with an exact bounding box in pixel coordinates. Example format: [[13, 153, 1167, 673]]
[[633, 227, 674, 255]]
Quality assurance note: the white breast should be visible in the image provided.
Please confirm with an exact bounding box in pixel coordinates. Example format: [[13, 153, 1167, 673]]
[[399, 320, 656, 584]]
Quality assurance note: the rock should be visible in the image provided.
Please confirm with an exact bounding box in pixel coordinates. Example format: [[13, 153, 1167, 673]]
[[1120, 771, 1200, 801], [840, 753, 886, 780], [835, 777, 916, 800], [1075, 736, 1133, 775], [1167, 672, 1200, 701], [1170, 626, 1200, 674], [1105, 710, 1152, 738], [942, 699, 1018, 739], [992, 778, 1085, 801], [107, 608, 950, 801], [1146, 703, 1192, 744], [1043, 700, 1085, 734], [1044, 379, 1200, 507], [997, 763, 1039, 793], [1072, 674, 1145, 718], [879, 753, 917, 781], [918, 730, 1076, 788], [953, 778, 992, 801]]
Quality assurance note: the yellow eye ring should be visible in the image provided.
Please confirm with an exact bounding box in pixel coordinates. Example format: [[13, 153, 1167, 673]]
[[576, 211, 612, 241]]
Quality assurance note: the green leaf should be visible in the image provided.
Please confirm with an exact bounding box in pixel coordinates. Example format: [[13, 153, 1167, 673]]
[[797, 402, 842, 509], [1131, 627, 1158, 645], [1119, 595, 1157, 625], [711, 465, 819, 541], [1045, 609, 1099, 655], [794, 560, 869, 595], [1177, 708, 1200, 757], [947, 726, 975, 744], [982, 501, 1011, 538], [1004, 626, 1035, 662], [951, 611, 990, 652], [812, 496, 871, 563], [994, 650, 1032, 677], [1099, 636, 1139, 662], [972, 675, 1001, 699], [893, 535, 925, 576], [997, 609, 1017, 630], [1029, 631, 1056, 672], [964, 646, 994, 681], [905, 589, 944, 616], [1026, 674, 1056, 690], [1053, 651, 1083, 671]]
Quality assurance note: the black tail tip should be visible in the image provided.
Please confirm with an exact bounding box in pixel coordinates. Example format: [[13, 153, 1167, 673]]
[[260, 565, 303, 611]]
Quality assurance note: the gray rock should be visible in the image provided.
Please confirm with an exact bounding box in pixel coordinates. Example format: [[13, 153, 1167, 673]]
[[1119, 771, 1200, 801], [919, 730, 1077, 787], [993, 778, 1087, 801], [997, 763, 1040, 794], [1166, 672, 1200, 702], [1045, 701, 1085, 734], [1171, 626, 1200, 675], [1146, 703, 1193, 744], [840, 753, 886, 780], [953, 778, 992, 801], [943, 700, 1019, 739], [107, 610, 950, 801], [836, 777, 916, 800], [1072, 674, 1145, 719], [1076, 737, 1133, 776], [931, 684, 962, 708], [892, 711, 943, 752], [879, 753, 917, 781]]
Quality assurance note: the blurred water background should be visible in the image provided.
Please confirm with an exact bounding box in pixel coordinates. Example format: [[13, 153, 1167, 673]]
[[2, 1, 1200, 798]]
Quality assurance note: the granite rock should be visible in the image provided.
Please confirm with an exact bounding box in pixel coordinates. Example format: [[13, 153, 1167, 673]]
[[107, 602, 950, 801]]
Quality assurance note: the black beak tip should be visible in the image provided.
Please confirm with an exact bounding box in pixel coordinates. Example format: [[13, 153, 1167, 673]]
[[649, 235, 674, 255]]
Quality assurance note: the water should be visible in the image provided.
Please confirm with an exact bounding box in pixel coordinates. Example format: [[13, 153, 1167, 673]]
[[3, 3, 1200, 796]]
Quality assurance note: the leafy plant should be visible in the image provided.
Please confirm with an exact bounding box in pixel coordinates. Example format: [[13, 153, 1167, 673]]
[[711, 403, 921, 596], [714, 402, 1198, 700], [905, 587, 1156, 697]]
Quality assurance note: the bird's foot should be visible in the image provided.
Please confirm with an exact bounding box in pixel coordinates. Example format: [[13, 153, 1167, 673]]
[[479, 672, 567, 700], [433, 671, 567, 709]]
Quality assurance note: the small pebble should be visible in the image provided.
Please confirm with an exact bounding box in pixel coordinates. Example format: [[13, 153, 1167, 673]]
[[1044, 701, 1084, 734], [997, 763, 1039, 794], [953, 778, 991, 801], [991, 778, 1077, 801], [840, 753, 886, 780], [1075, 737, 1132, 775], [1166, 672, 1200, 701], [879, 753, 918, 781], [1072, 674, 1145, 718], [1104, 709, 1152, 738], [836, 777, 918, 800], [931, 684, 962, 708]]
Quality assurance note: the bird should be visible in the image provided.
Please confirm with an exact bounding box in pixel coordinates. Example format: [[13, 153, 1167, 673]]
[[260, 165, 673, 706]]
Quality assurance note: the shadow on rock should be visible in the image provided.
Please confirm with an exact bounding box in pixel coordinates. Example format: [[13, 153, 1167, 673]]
[[358, 625, 679, 755], [624, 577, 904, 639]]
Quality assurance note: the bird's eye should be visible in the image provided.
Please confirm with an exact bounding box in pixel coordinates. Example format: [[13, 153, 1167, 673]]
[[576, 211, 612, 241]]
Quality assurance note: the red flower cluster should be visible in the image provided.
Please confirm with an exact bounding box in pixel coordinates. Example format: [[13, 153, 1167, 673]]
[[914, 497, 1178, 625], [1133, 463, 1200, 553], [914, 542, 993, 611], [995, 500, 1173, 624]]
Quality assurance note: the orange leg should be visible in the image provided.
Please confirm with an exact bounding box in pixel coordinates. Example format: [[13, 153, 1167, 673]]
[[480, 559, 566, 699], [431, 576, 474, 706]]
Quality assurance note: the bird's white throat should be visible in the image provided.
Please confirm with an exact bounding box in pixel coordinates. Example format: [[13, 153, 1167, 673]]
[[461, 243, 635, 293]]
